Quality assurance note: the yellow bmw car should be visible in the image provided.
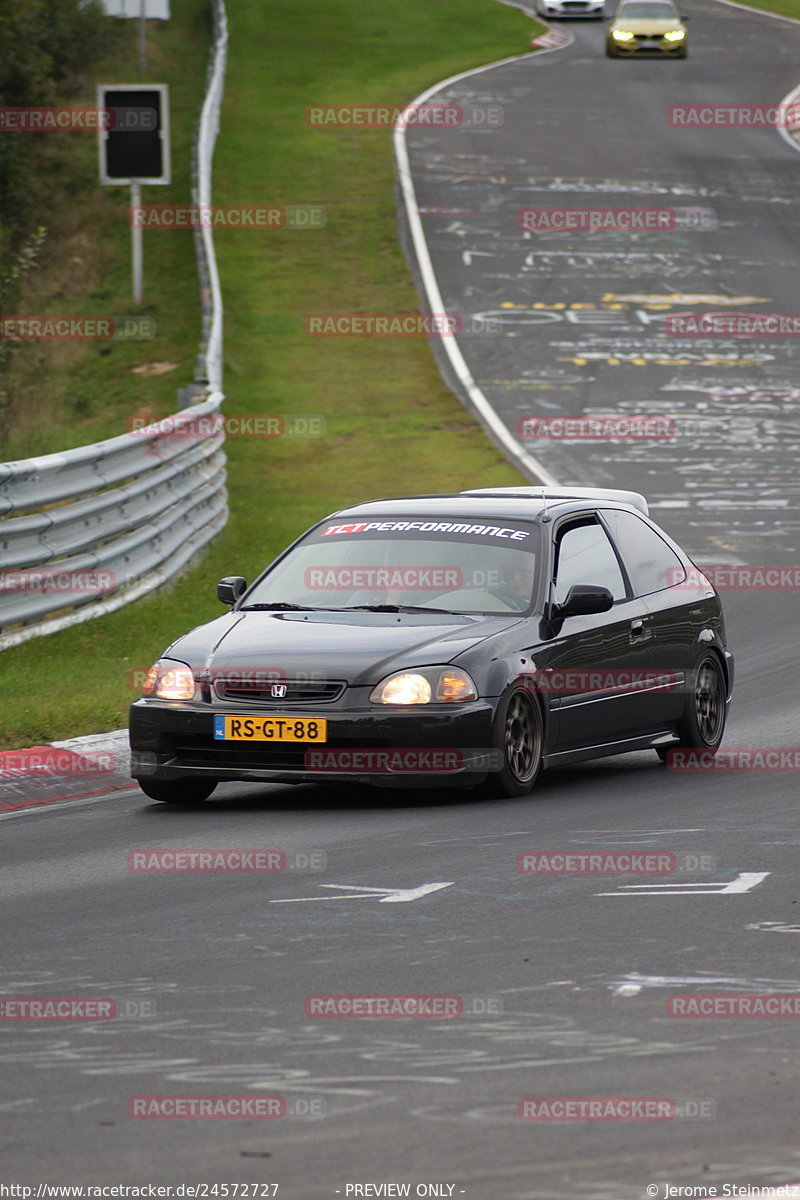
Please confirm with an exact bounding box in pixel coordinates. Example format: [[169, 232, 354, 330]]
[[606, 0, 688, 56]]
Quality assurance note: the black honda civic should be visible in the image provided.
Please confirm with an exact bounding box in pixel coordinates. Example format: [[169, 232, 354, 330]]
[[129, 486, 733, 802]]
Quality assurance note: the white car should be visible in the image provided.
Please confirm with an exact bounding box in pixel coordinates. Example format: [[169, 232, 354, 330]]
[[537, 0, 605, 18]]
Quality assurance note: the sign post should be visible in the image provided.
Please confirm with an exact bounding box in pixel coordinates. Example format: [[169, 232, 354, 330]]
[[131, 181, 143, 304], [97, 84, 171, 304]]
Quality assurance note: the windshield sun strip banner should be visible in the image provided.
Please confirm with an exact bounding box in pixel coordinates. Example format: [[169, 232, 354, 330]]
[[315, 518, 537, 544]]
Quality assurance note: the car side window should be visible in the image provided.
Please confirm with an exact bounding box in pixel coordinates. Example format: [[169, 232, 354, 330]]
[[601, 509, 686, 596], [553, 520, 627, 607]]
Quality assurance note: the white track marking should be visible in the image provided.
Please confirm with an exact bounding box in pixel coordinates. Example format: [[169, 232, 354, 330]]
[[270, 882, 454, 904]]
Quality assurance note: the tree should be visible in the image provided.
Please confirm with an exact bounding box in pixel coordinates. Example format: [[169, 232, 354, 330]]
[[0, 0, 119, 309]]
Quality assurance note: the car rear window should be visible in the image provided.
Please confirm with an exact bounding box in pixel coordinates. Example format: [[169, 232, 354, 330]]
[[602, 508, 686, 596]]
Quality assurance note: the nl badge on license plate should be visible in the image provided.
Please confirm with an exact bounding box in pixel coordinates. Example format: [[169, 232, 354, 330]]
[[213, 715, 327, 742]]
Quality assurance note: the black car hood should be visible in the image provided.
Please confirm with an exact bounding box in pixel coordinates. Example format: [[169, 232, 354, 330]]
[[166, 609, 524, 687]]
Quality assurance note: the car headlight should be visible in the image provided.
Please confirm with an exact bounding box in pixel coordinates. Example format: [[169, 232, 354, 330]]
[[142, 659, 196, 700], [663, 28, 685, 38], [370, 668, 478, 705], [612, 28, 635, 38]]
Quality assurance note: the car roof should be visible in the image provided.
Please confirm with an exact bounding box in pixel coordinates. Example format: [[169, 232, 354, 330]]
[[327, 486, 649, 522], [462, 485, 648, 515]]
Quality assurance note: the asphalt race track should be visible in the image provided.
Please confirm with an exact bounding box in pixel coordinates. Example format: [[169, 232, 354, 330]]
[[2, 1, 800, 1197]]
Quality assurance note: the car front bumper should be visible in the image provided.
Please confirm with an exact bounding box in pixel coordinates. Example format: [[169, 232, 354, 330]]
[[607, 35, 686, 53], [545, 2, 605, 15], [129, 697, 499, 788]]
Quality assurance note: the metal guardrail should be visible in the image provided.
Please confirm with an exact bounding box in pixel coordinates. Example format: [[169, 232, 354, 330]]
[[0, 0, 229, 652], [191, 0, 227, 395]]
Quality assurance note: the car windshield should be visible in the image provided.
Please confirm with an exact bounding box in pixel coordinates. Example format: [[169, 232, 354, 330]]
[[242, 516, 542, 616], [617, 2, 678, 16]]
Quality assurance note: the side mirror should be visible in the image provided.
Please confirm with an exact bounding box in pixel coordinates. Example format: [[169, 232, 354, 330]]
[[557, 584, 614, 618], [217, 576, 247, 606]]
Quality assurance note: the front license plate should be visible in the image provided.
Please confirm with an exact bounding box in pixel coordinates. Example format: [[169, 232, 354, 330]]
[[214, 715, 327, 742]]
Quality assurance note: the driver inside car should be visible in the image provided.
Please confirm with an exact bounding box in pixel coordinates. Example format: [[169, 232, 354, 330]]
[[489, 553, 536, 611]]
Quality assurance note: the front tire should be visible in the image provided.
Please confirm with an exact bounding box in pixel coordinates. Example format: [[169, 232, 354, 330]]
[[137, 778, 217, 803], [487, 688, 544, 797]]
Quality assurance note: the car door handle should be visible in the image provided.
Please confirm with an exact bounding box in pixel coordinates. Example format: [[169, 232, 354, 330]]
[[630, 618, 647, 639]]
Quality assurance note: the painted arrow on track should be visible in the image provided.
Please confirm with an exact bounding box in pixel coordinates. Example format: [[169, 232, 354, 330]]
[[596, 871, 770, 897], [270, 882, 453, 904]]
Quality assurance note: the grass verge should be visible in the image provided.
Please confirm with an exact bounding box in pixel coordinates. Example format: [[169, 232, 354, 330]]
[[0, 0, 542, 749], [720, 0, 799, 19]]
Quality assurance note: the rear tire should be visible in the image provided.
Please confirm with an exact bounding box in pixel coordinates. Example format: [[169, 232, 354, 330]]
[[137, 778, 217, 803], [656, 655, 727, 764], [678, 655, 727, 751]]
